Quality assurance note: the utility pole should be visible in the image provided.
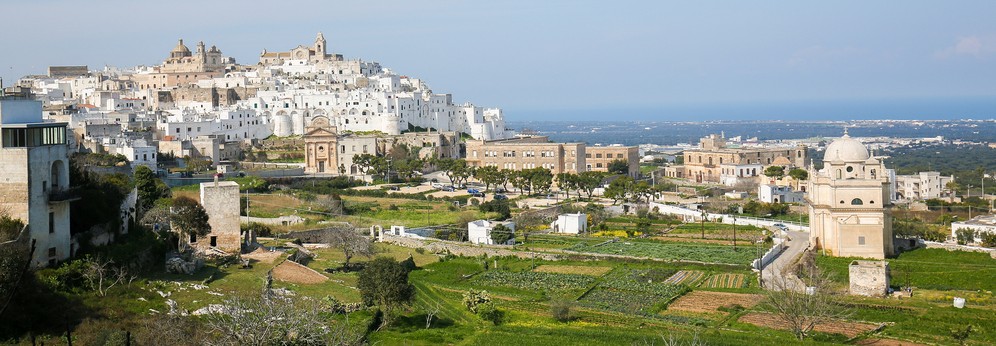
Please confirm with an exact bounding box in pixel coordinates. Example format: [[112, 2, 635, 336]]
[[732, 216, 737, 251], [700, 211, 706, 239]]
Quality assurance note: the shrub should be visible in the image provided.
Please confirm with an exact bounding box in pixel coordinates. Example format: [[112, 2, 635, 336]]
[[550, 299, 575, 322], [476, 302, 504, 325], [955, 228, 976, 245], [462, 289, 492, 313], [982, 232, 996, 248]]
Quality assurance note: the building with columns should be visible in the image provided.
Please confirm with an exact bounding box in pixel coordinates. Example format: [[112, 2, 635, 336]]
[[666, 134, 807, 184], [807, 132, 894, 259], [302, 116, 338, 174]]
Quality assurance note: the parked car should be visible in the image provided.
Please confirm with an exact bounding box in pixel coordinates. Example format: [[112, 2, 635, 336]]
[[495, 188, 507, 193], [493, 194, 508, 200], [442, 186, 455, 192], [467, 188, 481, 194], [471, 192, 485, 198], [431, 182, 446, 189], [388, 186, 401, 191]]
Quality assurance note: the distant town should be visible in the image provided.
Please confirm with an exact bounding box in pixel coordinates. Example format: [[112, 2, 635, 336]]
[[0, 33, 994, 345]]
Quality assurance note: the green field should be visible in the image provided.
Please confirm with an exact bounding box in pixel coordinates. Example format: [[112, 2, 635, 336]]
[[567, 239, 758, 265], [816, 247, 996, 292]]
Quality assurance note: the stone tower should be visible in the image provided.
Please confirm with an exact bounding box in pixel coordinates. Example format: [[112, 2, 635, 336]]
[[807, 131, 894, 259], [315, 32, 327, 57], [197, 179, 241, 253]]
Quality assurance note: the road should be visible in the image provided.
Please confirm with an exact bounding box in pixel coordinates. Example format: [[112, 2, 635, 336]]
[[760, 230, 809, 292]]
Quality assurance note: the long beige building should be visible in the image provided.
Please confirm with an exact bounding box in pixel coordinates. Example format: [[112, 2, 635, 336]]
[[807, 132, 893, 259], [465, 136, 585, 175], [585, 145, 639, 177]]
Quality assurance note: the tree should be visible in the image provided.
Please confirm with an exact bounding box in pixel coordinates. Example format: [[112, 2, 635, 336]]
[[604, 176, 634, 204], [788, 168, 809, 181], [0, 213, 30, 317], [357, 257, 415, 329], [353, 153, 379, 175], [489, 223, 514, 245], [607, 159, 630, 175], [497, 169, 513, 191], [479, 199, 511, 220], [474, 166, 502, 191], [761, 255, 851, 340], [135, 165, 171, 213], [764, 165, 786, 179], [528, 168, 554, 194], [576, 171, 603, 199], [510, 171, 531, 194], [434, 158, 472, 187], [556, 173, 577, 198], [144, 197, 212, 250], [80, 255, 133, 296], [320, 225, 374, 270]]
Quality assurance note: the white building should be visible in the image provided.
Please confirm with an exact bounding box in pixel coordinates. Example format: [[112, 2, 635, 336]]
[[894, 171, 953, 202], [759, 184, 805, 204], [467, 220, 515, 245], [550, 213, 587, 234], [0, 89, 74, 267], [951, 214, 996, 243], [719, 163, 763, 187]]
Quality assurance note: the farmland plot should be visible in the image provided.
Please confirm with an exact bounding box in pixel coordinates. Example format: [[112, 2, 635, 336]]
[[533, 265, 613, 276], [567, 240, 755, 265], [700, 273, 748, 288], [669, 291, 761, 314], [663, 270, 706, 286], [474, 270, 596, 292], [579, 269, 689, 315]]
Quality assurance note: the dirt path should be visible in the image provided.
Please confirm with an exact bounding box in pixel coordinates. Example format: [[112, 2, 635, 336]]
[[739, 312, 880, 338]]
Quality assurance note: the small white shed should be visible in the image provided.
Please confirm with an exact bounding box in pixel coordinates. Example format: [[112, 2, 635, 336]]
[[551, 213, 587, 234], [467, 220, 515, 245]]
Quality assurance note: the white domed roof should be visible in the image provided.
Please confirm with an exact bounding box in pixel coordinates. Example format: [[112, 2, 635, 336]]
[[824, 133, 869, 162]]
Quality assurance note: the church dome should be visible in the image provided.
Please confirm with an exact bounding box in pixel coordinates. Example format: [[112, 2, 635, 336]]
[[823, 133, 869, 162], [171, 39, 191, 57]]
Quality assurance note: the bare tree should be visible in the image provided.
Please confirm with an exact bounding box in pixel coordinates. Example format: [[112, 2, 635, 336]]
[[425, 301, 441, 329], [320, 225, 374, 270], [81, 255, 135, 297], [760, 255, 851, 340], [137, 313, 207, 346]]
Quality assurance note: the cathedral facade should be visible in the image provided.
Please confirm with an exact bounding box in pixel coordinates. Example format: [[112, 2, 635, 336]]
[[807, 132, 894, 259]]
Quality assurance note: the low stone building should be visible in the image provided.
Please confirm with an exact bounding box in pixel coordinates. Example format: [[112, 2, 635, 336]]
[[849, 260, 890, 297]]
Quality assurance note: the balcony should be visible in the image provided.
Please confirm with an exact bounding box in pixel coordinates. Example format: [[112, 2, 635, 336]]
[[49, 187, 82, 204]]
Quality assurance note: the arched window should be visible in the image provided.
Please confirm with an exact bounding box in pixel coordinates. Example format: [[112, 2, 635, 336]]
[[851, 198, 863, 205], [870, 169, 877, 179], [836, 169, 842, 179]]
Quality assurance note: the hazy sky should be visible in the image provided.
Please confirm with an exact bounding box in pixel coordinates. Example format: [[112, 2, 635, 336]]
[[3, 1, 996, 120]]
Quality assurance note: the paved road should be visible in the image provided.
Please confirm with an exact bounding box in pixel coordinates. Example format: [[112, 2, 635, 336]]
[[761, 230, 809, 292]]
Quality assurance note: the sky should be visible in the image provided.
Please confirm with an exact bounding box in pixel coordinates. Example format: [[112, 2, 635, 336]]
[[2, 0, 996, 121]]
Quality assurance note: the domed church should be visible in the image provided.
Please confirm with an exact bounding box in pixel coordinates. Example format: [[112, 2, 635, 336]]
[[806, 130, 894, 259]]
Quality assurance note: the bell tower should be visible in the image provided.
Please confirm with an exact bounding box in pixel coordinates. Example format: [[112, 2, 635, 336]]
[[315, 32, 327, 57]]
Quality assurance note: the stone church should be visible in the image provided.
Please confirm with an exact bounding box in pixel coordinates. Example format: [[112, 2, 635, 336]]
[[807, 131, 894, 259], [259, 32, 343, 65]]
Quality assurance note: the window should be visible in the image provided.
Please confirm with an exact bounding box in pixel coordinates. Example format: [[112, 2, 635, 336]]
[[48, 247, 56, 257], [846, 166, 854, 173], [190, 234, 197, 243], [210, 236, 218, 247], [858, 236, 866, 245], [617, 153, 624, 158], [851, 198, 863, 205], [49, 212, 55, 233], [596, 153, 603, 158]]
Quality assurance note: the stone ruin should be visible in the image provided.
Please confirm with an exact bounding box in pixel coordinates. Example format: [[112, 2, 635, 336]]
[[849, 260, 890, 297]]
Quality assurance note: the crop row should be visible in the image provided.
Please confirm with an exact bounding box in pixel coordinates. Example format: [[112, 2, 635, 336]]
[[474, 270, 597, 291]]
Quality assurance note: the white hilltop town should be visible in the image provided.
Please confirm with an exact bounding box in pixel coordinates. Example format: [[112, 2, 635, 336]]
[[12, 33, 512, 169], [2, 29, 996, 345]]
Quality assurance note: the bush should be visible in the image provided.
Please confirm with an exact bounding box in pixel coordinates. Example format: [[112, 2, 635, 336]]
[[982, 232, 996, 248], [550, 299, 575, 322], [479, 199, 511, 220], [463, 289, 492, 313], [476, 303, 504, 325], [956, 228, 976, 245]]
